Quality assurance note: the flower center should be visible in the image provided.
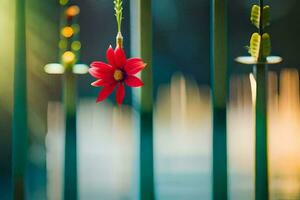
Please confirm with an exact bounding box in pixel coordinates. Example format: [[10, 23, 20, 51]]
[[113, 69, 124, 81]]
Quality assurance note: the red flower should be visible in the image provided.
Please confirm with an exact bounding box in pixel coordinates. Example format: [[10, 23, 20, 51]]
[[89, 45, 146, 105]]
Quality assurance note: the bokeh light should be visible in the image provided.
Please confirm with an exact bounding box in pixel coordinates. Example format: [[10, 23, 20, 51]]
[[61, 26, 74, 38], [71, 41, 81, 51], [73, 64, 89, 74], [44, 63, 64, 74], [59, 0, 69, 6], [62, 51, 75, 64], [66, 5, 80, 17], [59, 39, 68, 49]]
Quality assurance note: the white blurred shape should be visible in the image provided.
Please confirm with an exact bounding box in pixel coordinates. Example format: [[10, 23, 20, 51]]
[[155, 73, 212, 200], [46, 102, 65, 200], [77, 99, 135, 200], [44, 63, 64, 74]]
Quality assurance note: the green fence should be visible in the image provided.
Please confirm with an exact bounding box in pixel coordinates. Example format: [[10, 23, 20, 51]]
[[9, 0, 278, 200]]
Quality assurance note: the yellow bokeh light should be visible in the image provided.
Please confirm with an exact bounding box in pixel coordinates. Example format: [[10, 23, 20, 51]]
[[62, 51, 75, 64], [66, 5, 80, 17], [71, 41, 81, 51], [61, 26, 74, 38], [59, 39, 67, 49], [59, 0, 69, 6]]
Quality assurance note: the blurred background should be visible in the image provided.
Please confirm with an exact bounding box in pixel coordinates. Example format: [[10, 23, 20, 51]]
[[1, 0, 300, 199]]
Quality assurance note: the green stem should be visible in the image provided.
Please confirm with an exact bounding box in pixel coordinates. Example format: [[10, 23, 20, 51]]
[[13, 0, 27, 199], [114, 0, 123, 33], [211, 0, 228, 199]]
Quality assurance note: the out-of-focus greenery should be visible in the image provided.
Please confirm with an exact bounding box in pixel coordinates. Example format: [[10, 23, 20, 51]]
[[0, 0, 59, 199], [0, 3, 14, 198]]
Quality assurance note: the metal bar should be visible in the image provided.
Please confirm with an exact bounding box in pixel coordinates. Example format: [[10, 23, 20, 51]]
[[13, 0, 28, 199], [211, 0, 228, 199], [130, 0, 155, 199]]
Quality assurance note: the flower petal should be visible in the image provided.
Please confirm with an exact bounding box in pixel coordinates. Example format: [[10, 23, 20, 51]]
[[114, 47, 127, 68], [96, 82, 117, 103], [91, 79, 105, 87], [89, 68, 102, 78], [116, 83, 125, 105], [91, 77, 115, 87], [106, 45, 116, 67], [125, 75, 144, 87], [124, 58, 147, 75], [90, 61, 113, 72], [89, 68, 113, 79]]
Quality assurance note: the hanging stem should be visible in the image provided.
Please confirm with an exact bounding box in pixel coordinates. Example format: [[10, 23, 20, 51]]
[[114, 0, 124, 47], [114, 0, 123, 33]]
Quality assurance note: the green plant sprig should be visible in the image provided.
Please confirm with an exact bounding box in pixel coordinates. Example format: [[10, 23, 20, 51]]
[[114, 0, 123, 33], [248, 0, 271, 61]]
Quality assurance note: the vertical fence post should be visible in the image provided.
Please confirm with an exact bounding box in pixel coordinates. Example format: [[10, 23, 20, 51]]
[[235, 0, 282, 198], [60, 3, 82, 199], [63, 68, 78, 200], [254, 64, 268, 200], [13, 0, 28, 199], [44, 2, 87, 199], [61, 3, 78, 199], [255, 0, 269, 199], [211, 0, 228, 199], [130, 0, 155, 199]]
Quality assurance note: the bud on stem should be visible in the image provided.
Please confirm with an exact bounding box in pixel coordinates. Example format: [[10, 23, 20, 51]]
[[116, 31, 123, 48]]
